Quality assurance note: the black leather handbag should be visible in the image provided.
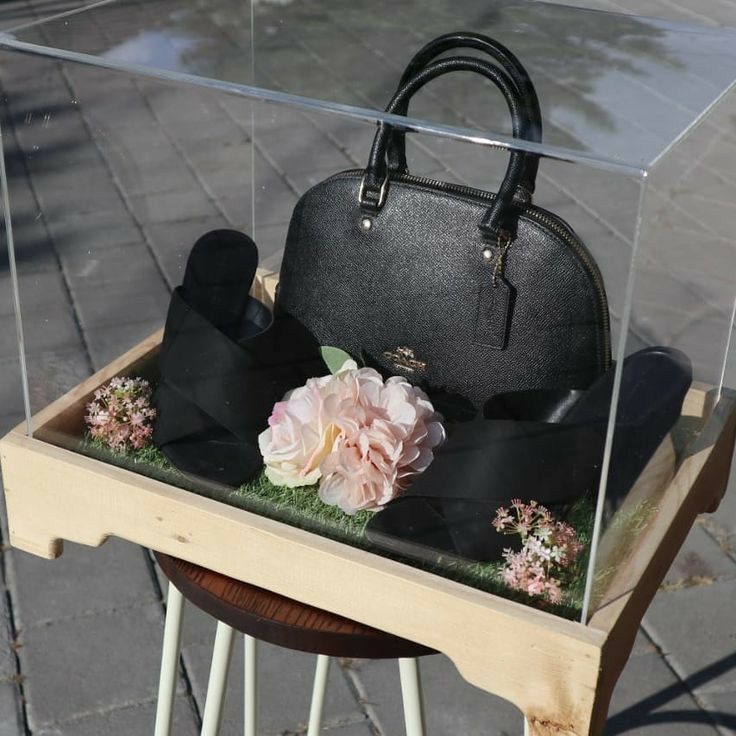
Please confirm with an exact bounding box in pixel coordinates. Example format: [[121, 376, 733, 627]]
[[277, 33, 610, 406]]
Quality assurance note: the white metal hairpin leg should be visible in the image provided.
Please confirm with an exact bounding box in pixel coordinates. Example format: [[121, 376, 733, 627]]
[[398, 658, 426, 736], [155, 584, 427, 736], [154, 583, 185, 736], [307, 655, 331, 736], [244, 635, 258, 736], [524, 717, 531, 735], [201, 621, 236, 736]]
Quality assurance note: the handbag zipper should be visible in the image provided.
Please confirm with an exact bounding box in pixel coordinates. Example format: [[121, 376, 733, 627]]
[[325, 169, 612, 369]]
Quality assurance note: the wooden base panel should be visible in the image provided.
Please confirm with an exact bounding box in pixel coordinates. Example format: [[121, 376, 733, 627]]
[[2, 270, 735, 736]]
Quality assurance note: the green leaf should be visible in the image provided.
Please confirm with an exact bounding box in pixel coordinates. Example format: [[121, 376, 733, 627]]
[[320, 346, 355, 375]]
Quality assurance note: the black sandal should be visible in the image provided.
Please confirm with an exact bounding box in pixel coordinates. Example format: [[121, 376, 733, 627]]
[[153, 230, 327, 488], [365, 347, 692, 563]]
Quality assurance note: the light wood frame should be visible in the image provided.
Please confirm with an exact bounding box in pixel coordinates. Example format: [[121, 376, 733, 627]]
[[2, 270, 735, 736]]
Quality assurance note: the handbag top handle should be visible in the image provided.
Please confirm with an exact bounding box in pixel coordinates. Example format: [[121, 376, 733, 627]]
[[387, 32, 542, 199], [360, 56, 530, 243]]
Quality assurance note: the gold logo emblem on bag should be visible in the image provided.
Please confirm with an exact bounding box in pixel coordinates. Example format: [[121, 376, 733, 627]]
[[383, 346, 427, 374]]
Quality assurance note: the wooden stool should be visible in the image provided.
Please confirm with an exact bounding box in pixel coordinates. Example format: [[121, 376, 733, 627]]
[[152, 552, 435, 736]]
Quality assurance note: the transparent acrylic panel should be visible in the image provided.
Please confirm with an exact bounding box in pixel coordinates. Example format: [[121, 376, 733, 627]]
[[0, 50, 255, 416], [0, 0, 102, 33], [4, 37, 653, 619], [0, 120, 27, 436], [2, 3, 735, 623], [6, 0, 736, 171], [588, 91, 736, 620]]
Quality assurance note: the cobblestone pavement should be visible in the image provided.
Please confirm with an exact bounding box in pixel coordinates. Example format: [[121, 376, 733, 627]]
[[1, 0, 736, 733]]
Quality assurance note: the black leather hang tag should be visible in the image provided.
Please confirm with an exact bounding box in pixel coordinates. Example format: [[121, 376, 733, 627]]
[[474, 273, 513, 349]]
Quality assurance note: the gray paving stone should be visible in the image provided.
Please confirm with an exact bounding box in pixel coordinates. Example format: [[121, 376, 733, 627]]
[[252, 222, 289, 264], [24, 346, 90, 414], [35, 696, 199, 736], [0, 357, 26, 422], [32, 168, 127, 219], [0, 683, 24, 736], [158, 114, 246, 155], [0, 271, 81, 358], [0, 306, 80, 367], [109, 152, 200, 199], [0, 414, 24, 439], [663, 523, 736, 588], [85, 320, 164, 369], [19, 602, 175, 729], [351, 654, 522, 736], [285, 166, 353, 197], [0, 590, 17, 682], [0, 345, 91, 419], [61, 240, 162, 289], [7, 539, 157, 628], [141, 86, 230, 131], [698, 691, 736, 735], [128, 189, 221, 225], [96, 131, 187, 184], [631, 627, 658, 658], [704, 462, 736, 554], [0, 136, 57, 276], [644, 579, 736, 696], [605, 652, 721, 735], [183, 639, 363, 735], [260, 245, 285, 274], [44, 209, 141, 254], [71, 277, 170, 331], [324, 720, 374, 735], [254, 126, 352, 178], [220, 173, 297, 230]]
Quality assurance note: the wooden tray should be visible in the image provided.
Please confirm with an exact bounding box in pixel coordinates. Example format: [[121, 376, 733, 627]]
[[2, 269, 735, 736]]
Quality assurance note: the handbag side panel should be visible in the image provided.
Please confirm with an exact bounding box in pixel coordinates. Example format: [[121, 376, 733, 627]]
[[277, 174, 607, 405]]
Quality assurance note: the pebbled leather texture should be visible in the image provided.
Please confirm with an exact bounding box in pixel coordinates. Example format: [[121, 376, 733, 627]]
[[278, 172, 610, 406]]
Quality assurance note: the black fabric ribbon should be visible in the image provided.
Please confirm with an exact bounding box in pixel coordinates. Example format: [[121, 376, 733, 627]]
[[153, 289, 327, 486], [367, 388, 606, 561]]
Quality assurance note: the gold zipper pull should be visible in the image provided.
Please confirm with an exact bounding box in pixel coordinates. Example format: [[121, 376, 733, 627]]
[[492, 230, 512, 287]]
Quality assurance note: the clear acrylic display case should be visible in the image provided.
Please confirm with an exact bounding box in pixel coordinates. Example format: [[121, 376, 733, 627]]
[[1, 1, 736, 732]]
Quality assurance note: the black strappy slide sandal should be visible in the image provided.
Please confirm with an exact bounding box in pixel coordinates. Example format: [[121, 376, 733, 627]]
[[365, 347, 692, 564], [153, 230, 327, 489]]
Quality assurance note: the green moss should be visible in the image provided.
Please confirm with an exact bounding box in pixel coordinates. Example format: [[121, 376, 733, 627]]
[[78, 435, 593, 619]]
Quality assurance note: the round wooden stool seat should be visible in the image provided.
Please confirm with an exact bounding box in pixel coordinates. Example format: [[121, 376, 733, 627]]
[[155, 552, 435, 660]]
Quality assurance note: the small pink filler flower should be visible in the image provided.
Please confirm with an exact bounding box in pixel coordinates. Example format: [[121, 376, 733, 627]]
[[85, 376, 156, 452], [259, 362, 445, 514], [493, 500, 584, 604]]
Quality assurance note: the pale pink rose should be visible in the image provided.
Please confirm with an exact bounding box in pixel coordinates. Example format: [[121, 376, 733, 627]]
[[258, 376, 340, 488]]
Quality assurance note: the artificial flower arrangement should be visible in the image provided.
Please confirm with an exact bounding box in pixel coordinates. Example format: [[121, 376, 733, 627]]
[[84, 357, 586, 609], [493, 500, 584, 604], [258, 358, 445, 516], [85, 377, 157, 452]]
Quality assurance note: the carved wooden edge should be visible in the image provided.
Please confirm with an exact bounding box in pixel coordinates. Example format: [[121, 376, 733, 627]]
[[3, 398, 733, 736], [0, 431, 605, 734]]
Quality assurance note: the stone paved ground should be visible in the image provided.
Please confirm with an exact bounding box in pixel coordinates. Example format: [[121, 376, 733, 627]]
[[0, 0, 736, 733]]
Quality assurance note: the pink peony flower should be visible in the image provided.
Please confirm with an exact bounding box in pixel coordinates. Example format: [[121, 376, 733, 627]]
[[85, 376, 156, 452], [258, 362, 445, 514]]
